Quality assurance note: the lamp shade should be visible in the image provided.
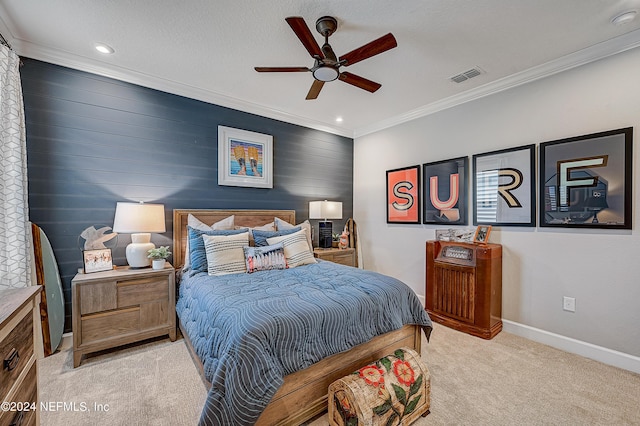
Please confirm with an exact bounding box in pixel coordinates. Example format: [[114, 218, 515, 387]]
[[112, 202, 165, 268], [309, 200, 342, 220], [112, 202, 166, 233]]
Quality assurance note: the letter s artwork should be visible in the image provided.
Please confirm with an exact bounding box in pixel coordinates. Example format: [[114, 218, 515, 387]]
[[386, 166, 421, 224]]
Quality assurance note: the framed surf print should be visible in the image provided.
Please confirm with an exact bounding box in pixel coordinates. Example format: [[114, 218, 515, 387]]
[[386, 165, 421, 224], [473, 144, 536, 226], [539, 127, 632, 229], [423, 157, 468, 225]]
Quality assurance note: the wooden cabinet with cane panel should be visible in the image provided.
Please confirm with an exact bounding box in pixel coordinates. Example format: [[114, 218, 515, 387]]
[[425, 240, 502, 339]]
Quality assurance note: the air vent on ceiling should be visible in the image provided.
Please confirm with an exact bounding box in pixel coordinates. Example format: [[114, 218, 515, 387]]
[[450, 67, 484, 83]]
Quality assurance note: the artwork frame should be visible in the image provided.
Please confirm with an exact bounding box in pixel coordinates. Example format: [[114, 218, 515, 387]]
[[386, 165, 421, 224], [423, 156, 468, 225], [218, 125, 273, 188], [539, 127, 633, 229], [472, 144, 536, 227], [473, 225, 492, 244], [83, 248, 113, 274]]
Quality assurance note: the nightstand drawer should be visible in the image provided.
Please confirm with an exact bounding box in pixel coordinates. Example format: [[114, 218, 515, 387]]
[[0, 312, 33, 398], [81, 307, 140, 343], [0, 362, 37, 426], [330, 252, 354, 266], [117, 277, 169, 308], [79, 281, 117, 315]]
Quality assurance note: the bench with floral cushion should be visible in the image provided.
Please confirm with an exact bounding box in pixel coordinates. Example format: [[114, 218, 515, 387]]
[[328, 347, 431, 426]]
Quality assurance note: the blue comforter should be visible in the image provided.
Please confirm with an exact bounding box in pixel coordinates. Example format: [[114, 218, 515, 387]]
[[176, 260, 432, 425]]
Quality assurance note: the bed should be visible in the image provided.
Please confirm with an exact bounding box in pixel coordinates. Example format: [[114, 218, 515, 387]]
[[173, 209, 432, 425]]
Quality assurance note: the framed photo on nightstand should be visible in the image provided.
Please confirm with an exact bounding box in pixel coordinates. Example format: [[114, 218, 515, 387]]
[[83, 248, 113, 273]]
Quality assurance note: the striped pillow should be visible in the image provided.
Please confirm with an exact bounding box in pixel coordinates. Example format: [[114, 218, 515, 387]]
[[267, 229, 316, 268], [202, 232, 249, 276]]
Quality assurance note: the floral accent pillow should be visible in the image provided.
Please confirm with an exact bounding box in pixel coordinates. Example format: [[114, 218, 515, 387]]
[[243, 243, 287, 273]]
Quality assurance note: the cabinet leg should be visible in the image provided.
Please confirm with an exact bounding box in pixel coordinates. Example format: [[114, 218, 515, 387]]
[[169, 328, 177, 341], [73, 351, 82, 368]]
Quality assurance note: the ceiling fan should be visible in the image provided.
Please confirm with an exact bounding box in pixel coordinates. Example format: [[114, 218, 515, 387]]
[[255, 16, 397, 100]]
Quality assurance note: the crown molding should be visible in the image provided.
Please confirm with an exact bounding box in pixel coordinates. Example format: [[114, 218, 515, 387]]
[[8, 25, 640, 140], [12, 38, 353, 138], [354, 29, 640, 138]]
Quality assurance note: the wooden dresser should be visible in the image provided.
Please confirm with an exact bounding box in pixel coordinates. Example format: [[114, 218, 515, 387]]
[[71, 264, 176, 367], [313, 247, 356, 267], [0, 286, 41, 426]]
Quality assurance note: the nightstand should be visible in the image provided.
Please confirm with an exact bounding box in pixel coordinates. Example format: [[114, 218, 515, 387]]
[[71, 264, 176, 367], [313, 247, 356, 267]]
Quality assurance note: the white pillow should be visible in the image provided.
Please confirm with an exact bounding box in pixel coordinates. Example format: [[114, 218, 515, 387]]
[[267, 229, 316, 268], [183, 214, 235, 269], [274, 217, 313, 251], [202, 232, 249, 276]]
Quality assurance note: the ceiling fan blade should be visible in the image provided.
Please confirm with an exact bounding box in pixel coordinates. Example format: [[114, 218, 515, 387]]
[[286, 17, 323, 58], [306, 80, 325, 100], [338, 72, 382, 93], [339, 33, 397, 67], [255, 67, 310, 72]]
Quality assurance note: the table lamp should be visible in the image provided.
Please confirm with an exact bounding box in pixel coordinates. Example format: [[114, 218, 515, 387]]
[[112, 202, 166, 268], [309, 200, 342, 248], [584, 193, 608, 224]]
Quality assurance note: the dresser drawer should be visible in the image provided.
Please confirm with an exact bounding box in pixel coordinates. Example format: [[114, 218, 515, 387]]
[[79, 280, 117, 315], [0, 362, 37, 426], [0, 312, 33, 398], [117, 277, 169, 308]]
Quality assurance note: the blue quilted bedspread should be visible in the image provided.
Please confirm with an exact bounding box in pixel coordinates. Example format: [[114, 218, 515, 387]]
[[176, 260, 432, 426]]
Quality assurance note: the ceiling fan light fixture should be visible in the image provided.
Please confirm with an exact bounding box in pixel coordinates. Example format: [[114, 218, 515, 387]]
[[313, 66, 339, 82]]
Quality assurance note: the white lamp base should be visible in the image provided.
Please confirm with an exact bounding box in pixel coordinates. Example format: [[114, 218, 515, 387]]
[[125, 233, 155, 268]]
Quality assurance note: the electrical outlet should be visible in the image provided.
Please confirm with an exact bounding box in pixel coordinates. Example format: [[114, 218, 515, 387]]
[[563, 296, 576, 312]]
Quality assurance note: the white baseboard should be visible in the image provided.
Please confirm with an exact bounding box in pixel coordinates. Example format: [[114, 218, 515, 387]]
[[502, 319, 640, 374]]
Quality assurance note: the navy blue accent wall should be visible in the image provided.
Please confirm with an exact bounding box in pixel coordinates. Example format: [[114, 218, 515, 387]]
[[21, 59, 353, 331]]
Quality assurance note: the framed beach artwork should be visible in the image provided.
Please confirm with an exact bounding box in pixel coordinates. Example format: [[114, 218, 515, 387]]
[[539, 127, 632, 229], [386, 165, 421, 224], [83, 248, 113, 274], [423, 157, 468, 225], [218, 125, 273, 188], [473, 144, 536, 227]]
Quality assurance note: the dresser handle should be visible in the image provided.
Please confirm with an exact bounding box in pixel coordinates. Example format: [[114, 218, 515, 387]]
[[3, 348, 19, 371], [10, 410, 24, 426]]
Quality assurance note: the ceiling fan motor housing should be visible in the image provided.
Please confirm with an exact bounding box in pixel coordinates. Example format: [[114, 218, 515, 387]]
[[315, 16, 338, 37]]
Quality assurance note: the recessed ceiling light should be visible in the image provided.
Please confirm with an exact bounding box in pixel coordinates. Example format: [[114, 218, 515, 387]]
[[335, 117, 343, 123], [94, 43, 115, 54], [611, 10, 637, 25]]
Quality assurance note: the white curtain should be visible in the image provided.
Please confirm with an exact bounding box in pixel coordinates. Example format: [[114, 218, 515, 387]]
[[0, 43, 31, 289]]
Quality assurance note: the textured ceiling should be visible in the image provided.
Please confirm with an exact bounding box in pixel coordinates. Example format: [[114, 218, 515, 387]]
[[1, 0, 640, 137]]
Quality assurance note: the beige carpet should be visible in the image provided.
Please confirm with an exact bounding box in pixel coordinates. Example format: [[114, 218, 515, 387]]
[[40, 324, 640, 425]]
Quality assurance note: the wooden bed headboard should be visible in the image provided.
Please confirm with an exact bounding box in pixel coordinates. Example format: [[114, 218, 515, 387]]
[[172, 209, 296, 269]]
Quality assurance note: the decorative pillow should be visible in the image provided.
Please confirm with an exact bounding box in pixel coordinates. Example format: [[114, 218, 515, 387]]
[[235, 222, 276, 245], [243, 243, 287, 273], [252, 227, 300, 247], [188, 226, 247, 274], [183, 214, 235, 270], [202, 232, 249, 276], [275, 217, 313, 251], [266, 229, 316, 268]]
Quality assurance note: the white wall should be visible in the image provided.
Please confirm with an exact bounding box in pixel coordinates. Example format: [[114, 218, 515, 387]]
[[354, 47, 640, 368]]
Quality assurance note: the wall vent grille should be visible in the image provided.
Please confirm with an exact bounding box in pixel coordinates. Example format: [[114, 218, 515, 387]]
[[450, 67, 484, 83]]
